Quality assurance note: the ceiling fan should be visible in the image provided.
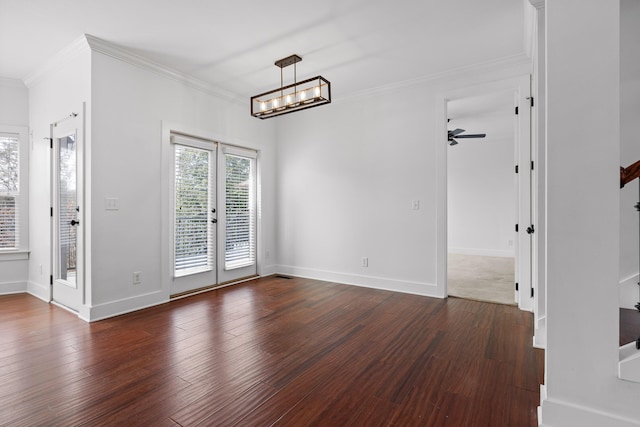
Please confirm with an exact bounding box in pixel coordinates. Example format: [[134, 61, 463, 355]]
[[447, 128, 487, 146]]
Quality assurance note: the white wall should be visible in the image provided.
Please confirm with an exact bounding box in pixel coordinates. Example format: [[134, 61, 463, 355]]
[[87, 49, 277, 319], [539, 0, 640, 425], [447, 115, 515, 257], [276, 85, 437, 295], [0, 78, 28, 126], [275, 58, 529, 297], [26, 38, 92, 302], [0, 78, 29, 294], [619, 0, 640, 309]]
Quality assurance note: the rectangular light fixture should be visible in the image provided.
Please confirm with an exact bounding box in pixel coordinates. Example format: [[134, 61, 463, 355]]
[[251, 55, 331, 119]]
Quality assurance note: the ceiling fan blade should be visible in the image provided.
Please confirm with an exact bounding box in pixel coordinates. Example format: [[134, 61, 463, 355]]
[[450, 128, 465, 136], [455, 133, 486, 139]]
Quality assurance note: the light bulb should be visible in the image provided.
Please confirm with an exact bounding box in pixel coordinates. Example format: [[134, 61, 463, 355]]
[[314, 86, 321, 98], [286, 95, 292, 105], [260, 102, 266, 111], [273, 98, 279, 108], [299, 90, 306, 101]]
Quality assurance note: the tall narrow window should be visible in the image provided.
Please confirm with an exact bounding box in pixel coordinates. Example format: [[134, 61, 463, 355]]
[[0, 132, 20, 249], [225, 151, 256, 269], [174, 144, 214, 276]]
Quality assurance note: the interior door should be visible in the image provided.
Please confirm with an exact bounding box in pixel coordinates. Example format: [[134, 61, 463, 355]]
[[515, 77, 533, 311], [51, 112, 83, 312]]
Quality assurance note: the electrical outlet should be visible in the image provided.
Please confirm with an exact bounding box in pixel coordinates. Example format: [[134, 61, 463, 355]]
[[412, 200, 420, 210], [132, 271, 142, 285], [361, 257, 369, 267], [508, 239, 514, 247]]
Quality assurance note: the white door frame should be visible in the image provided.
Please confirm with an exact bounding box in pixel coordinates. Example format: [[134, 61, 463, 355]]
[[437, 75, 535, 311], [160, 122, 261, 299]]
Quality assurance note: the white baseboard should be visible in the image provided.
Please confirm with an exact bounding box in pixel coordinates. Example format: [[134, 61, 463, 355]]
[[619, 273, 639, 310], [0, 280, 27, 295], [258, 263, 277, 277], [27, 280, 51, 302], [80, 290, 168, 322], [533, 315, 546, 349], [619, 341, 640, 384], [539, 397, 640, 427], [275, 265, 441, 298], [448, 247, 515, 258]]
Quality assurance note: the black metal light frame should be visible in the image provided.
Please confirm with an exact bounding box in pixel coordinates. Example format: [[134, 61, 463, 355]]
[[250, 55, 331, 119]]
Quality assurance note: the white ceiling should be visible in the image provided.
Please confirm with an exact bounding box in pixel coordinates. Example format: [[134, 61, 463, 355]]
[[0, 0, 528, 99]]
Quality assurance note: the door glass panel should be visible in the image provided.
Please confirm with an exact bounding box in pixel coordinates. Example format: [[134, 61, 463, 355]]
[[225, 154, 255, 270], [58, 134, 77, 285], [174, 144, 213, 276]]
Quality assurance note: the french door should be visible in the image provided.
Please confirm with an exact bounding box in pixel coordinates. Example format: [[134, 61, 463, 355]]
[[51, 112, 84, 311], [169, 133, 257, 296], [170, 134, 218, 295]]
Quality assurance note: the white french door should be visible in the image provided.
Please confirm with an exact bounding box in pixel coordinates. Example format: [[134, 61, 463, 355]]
[[170, 134, 218, 295], [217, 145, 257, 284], [51, 112, 84, 311], [169, 133, 258, 296]]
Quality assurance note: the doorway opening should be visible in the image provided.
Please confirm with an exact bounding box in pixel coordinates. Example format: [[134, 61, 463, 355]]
[[446, 90, 519, 306]]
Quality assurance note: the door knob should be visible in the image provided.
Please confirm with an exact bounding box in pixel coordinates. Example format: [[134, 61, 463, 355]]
[[70, 219, 80, 226]]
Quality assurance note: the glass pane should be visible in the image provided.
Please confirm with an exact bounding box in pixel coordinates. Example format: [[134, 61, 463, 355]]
[[0, 134, 19, 248], [58, 134, 77, 285], [174, 145, 212, 275], [225, 155, 254, 269]]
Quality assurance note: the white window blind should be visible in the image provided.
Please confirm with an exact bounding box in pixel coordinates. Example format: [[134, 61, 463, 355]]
[[0, 133, 19, 249], [174, 144, 214, 276], [225, 151, 256, 270]]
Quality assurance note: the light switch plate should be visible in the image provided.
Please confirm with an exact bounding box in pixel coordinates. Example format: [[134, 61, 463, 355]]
[[105, 197, 119, 211]]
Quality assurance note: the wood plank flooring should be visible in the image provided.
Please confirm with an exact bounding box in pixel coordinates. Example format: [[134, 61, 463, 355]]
[[0, 276, 543, 426]]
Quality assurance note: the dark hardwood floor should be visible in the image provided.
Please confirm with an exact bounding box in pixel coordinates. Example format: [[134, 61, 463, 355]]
[[0, 276, 543, 426]]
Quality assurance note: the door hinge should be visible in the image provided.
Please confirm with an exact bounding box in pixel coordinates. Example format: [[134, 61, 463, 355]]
[[515, 282, 519, 291], [526, 225, 535, 234], [49, 275, 53, 285], [531, 161, 534, 170], [515, 165, 519, 174], [529, 97, 534, 107], [50, 207, 53, 217], [47, 137, 53, 149], [515, 106, 519, 115], [515, 224, 519, 232], [531, 287, 535, 298]]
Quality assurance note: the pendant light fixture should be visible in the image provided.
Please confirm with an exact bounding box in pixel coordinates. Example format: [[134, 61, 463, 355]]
[[251, 54, 331, 119]]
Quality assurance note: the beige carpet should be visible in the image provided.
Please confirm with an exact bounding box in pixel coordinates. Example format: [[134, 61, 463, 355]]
[[447, 253, 516, 305]]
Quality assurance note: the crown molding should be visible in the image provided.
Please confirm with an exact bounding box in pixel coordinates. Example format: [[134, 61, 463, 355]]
[[529, 0, 545, 10], [340, 52, 531, 101], [84, 34, 238, 102], [23, 34, 90, 88], [0, 77, 27, 89]]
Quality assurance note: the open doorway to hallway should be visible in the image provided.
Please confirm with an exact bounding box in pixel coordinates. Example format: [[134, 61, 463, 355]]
[[447, 90, 517, 305]]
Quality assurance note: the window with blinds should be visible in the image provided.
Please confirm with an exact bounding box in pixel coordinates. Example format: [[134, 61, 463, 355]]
[[0, 133, 19, 249], [225, 153, 256, 270], [174, 144, 214, 276]]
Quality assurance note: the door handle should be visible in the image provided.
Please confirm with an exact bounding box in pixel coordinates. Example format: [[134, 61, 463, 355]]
[[526, 225, 534, 234], [70, 219, 80, 226], [211, 218, 217, 224]]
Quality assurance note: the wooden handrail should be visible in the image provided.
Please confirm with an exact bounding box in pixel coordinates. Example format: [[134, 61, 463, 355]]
[[621, 160, 640, 188]]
